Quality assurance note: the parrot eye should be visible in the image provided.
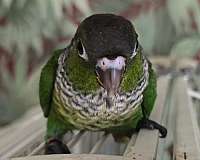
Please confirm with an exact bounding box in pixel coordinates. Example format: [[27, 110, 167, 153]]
[[130, 40, 138, 59], [77, 40, 88, 61]]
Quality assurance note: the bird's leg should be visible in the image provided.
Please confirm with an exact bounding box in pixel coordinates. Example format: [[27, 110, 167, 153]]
[[136, 105, 167, 138], [45, 137, 70, 154], [136, 118, 167, 138], [45, 112, 71, 154]]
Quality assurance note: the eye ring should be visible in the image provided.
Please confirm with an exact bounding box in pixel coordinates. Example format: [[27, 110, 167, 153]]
[[77, 39, 88, 61], [130, 40, 138, 59]]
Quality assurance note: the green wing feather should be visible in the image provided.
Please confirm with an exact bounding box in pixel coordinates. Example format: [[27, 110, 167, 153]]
[[142, 61, 157, 117], [39, 49, 64, 117]]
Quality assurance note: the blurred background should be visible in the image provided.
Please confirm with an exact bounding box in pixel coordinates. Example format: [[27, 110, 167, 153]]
[[0, 0, 200, 125]]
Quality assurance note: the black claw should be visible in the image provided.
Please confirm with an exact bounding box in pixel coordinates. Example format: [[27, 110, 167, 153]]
[[158, 126, 167, 138], [45, 138, 71, 154], [136, 118, 167, 138]]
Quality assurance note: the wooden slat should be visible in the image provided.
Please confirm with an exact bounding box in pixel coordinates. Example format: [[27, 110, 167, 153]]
[[67, 131, 95, 154], [188, 89, 200, 100], [67, 131, 85, 147], [124, 76, 170, 160], [12, 154, 123, 160], [2, 128, 45, 159], [89, 133, 109, 154], [28, 142, 45, 156], [0, 107, 46, 159], [156, 77, 175, 160], [123, 134, 137, 156], [174, 77, 200, 160], [96, 134, 127, 155], [0, 107, 41, 138]]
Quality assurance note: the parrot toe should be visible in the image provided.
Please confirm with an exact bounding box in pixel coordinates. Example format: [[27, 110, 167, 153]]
[[45, 138, 71, 154], [136, 118, 167, 138]]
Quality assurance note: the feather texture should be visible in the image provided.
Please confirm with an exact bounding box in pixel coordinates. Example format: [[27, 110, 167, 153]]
[[39, 49, 64, 117]]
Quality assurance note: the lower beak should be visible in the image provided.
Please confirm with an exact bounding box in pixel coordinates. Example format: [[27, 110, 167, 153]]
[[96, 67, 124, 96]]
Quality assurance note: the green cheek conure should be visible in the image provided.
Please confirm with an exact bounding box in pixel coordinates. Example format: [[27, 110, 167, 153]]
[[39, 14, 167, 154]]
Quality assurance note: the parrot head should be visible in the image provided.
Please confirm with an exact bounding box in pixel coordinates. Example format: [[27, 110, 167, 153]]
[[66, 14, 140, 96]]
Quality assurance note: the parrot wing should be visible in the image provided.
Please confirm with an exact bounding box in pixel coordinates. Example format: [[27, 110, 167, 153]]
[[39, 49, 65, 117], [142, 61, 157, 117]]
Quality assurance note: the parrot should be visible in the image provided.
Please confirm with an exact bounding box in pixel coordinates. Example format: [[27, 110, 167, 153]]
[[39, 14, 167, 154]]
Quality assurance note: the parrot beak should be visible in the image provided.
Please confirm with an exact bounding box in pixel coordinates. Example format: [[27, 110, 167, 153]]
[[96, 56, 126, 96]]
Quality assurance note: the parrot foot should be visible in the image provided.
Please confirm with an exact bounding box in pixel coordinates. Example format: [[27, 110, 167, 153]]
[[45, 138, 71, 154], [136, 118, 167, 138]]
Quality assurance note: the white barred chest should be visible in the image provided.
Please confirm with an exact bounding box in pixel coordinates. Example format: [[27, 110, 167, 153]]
[[53, 52, 149, 130]]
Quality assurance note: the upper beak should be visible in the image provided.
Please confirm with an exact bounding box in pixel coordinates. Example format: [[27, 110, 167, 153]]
[[96, 56, 126, 96]]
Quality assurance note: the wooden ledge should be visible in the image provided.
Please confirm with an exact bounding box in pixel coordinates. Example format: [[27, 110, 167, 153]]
[[12, 154, 123, 160]]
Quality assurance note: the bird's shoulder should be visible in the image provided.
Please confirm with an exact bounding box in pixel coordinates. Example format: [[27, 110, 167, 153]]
[[39, 48, 66, 117]]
